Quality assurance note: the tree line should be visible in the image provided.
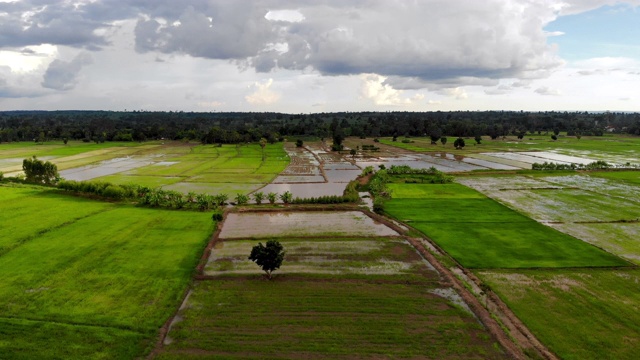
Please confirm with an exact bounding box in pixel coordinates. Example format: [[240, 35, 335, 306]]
[[1, 110, 639, 144]]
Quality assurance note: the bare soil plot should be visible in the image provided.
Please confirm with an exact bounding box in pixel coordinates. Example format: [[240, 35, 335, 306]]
[[219, 211, 399, 239]]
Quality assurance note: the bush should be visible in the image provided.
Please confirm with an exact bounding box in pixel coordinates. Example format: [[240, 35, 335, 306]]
[[280, 191, 293, 204], [22, 156, 60, 185], [235, 193, 249, 205], [253, 191, 265, 205], [102, 185, 126, 200], [211, 210, 224, 222], [0, 171, 4, 182], [373, 198, 385, 214]]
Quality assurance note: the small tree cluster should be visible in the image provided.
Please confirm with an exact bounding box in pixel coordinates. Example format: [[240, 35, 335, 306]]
[[22, 156, 60, 185], [531, 160, 612, 171], [454, 137, 465, 149], [290, 180, 360, 205]]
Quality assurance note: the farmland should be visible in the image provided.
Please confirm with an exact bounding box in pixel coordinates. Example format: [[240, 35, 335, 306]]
[[379, 164, 640, 359], [384, 183, 627, 268], [155, 211, 508, 359], [478, 269, 640, 360], [1, 141, 288, 196], [0, 184, 214, 359], [3, 133, 640, 359]]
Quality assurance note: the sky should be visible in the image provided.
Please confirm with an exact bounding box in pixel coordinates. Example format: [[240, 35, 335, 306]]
[[0, 0, 639, 113]]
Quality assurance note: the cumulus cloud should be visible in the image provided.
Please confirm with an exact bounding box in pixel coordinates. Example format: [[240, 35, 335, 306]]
[[245, 78, 280, 105], [41, 53, 93, 91], [360, 74, 424, 106]]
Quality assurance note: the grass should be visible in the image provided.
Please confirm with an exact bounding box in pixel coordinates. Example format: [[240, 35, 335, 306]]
[[0, 186, 114, 254], [478, 268, 640, 360], [384, 183, 628, 268], [0, 184, 215, 358]]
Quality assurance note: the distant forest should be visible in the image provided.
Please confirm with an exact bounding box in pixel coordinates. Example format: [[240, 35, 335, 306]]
[[1, 110, 639, 144]]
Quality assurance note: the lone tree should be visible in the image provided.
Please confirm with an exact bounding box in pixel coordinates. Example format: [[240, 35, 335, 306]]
[[454, 137, 466, 149], [248, 240, 285, 279], [259, 137, 267, 161], [22, 156, 59, 185]]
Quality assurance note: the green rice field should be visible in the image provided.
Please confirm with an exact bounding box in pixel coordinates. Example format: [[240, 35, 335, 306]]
[[384, 183, 628, 268], [0, 184, 215, 359]]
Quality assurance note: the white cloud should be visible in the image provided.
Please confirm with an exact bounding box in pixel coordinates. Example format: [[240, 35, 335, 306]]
[[245, 78, 280, 105], [440, 87, 468, 100], [360, 73, 424, 106]]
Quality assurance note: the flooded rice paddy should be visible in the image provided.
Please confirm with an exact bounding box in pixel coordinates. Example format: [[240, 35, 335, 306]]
[[260, 143, 362, 197], [205, 238, 418, 276], [459, 174, 640, 264], [219, 211, 400, 239], [59, 156, 157, 181], [356, 150, 594, 172]]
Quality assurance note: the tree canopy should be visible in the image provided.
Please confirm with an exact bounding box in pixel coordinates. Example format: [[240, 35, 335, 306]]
[[22, 156, 59, 185], [248, 240, 285, 279]]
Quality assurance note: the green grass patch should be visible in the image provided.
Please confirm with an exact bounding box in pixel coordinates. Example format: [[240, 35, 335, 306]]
[[0, 185, 215, 358], [412, 222, 626, 268], [388, 183, 484, 198], [479, 268, 640, 360], [0, 317, 147, 360], [0, 185, 114, 254]]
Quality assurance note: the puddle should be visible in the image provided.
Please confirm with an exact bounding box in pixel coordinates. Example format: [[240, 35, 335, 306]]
[[219, 211, 400, 238]]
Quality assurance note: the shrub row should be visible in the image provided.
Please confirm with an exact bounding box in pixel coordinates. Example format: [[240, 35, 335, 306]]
[[290, 179, 361, 205], [531, 160, 619, 171]]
